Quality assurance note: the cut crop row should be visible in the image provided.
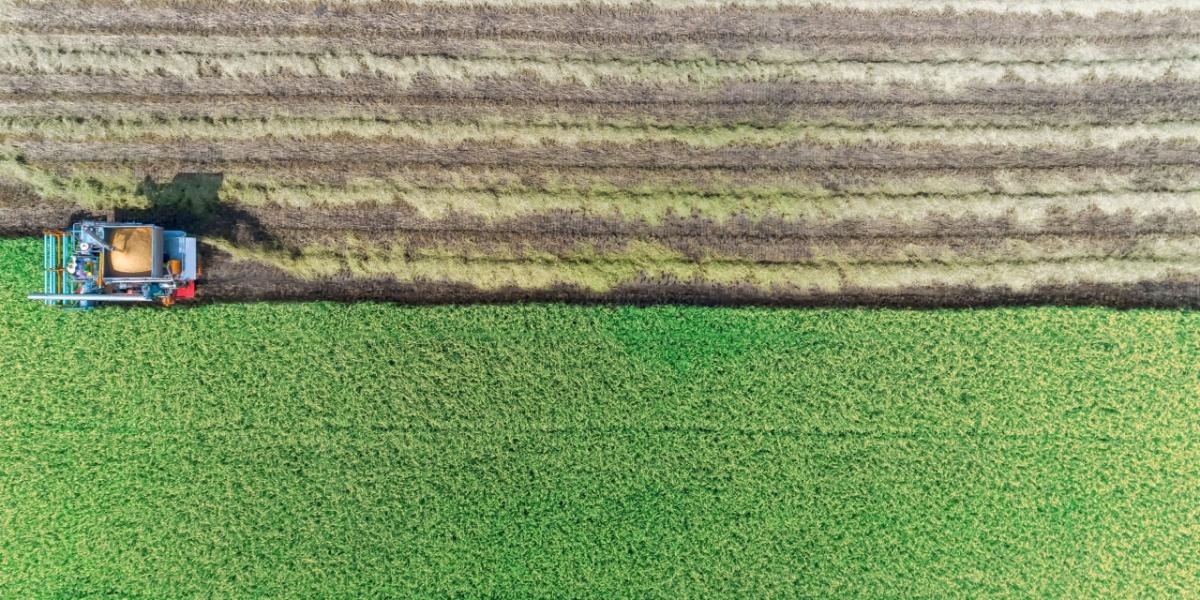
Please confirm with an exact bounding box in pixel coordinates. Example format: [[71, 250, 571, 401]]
[[196, 256, 1200, 308], [17, 159, 1200, 209], [206, 237, 1200, 295], [3, 45, 1197, 91], [6, 95, 1200, 129], [9, 2, 1200, 39], [9, 116, 1200, 152], [183, 201, 1200, 239], [19, 139, 1200, 170], [7, 32, 1200, 65], [10, 187, 1200, 268], [8, 174, 1200, 242], [7, 75, 1199, 110], [215, 229, 1200, 268]]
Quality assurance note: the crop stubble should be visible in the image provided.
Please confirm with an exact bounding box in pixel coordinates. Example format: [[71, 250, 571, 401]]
[[2, 0, 1200, 305]]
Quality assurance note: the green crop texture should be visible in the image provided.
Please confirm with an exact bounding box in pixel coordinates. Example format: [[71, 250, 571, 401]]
[[1, 236, 1197, 597]]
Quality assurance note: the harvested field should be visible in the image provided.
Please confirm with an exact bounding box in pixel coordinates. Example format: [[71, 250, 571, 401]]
[[3, 0, 1200, 305]]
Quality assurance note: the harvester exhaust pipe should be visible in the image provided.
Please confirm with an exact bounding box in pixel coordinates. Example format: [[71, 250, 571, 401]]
[[26, 293, 155, 303]]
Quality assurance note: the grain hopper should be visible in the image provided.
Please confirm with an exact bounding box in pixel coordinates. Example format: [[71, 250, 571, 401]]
[[28, 221, 200, 308]]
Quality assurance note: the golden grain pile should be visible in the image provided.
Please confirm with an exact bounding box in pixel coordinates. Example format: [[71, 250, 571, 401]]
[[2, 0, 1199, 304]]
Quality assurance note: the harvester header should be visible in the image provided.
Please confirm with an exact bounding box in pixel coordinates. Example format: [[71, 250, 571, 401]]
[[28, 221, 200, 308]]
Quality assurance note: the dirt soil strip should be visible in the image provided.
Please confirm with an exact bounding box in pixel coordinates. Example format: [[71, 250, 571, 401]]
[[196, 248, 1200, 308], [4, 96, 1200, 128], [6, 76, 1200, 107], [0, 205, 107, 236], [18, 139, 1200, 170]]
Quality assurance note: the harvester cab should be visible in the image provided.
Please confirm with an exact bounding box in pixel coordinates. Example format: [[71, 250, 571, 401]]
[[28, 221, 200, 308]]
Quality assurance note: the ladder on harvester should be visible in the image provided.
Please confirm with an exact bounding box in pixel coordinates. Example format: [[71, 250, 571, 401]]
[[40, 229, 76, 306]]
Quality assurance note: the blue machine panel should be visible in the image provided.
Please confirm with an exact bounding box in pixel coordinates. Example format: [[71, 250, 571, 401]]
[[163, 230, 199, 280]]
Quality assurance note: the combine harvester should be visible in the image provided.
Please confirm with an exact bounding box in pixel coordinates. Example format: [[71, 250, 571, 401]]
[[28, 221, 200, 308]]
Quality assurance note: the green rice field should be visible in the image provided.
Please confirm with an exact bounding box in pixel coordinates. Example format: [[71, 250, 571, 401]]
[[1, 236, 1197, 597]]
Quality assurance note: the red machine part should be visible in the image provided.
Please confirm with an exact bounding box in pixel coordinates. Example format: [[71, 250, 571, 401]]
[[175, 280, 196, 300]]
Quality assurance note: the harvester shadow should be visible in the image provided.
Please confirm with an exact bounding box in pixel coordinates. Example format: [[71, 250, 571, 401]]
[[115, 172, 283, 262]]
